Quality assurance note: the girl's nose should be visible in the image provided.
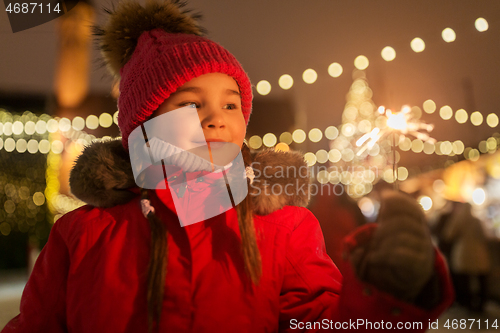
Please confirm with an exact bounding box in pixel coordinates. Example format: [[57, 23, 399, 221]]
[[201, 107, 226, 130]]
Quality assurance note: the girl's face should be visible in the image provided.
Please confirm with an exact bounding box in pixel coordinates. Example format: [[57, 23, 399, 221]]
[[153, 73, 246, 149]]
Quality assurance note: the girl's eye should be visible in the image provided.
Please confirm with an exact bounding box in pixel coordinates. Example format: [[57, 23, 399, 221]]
[[224, 104, 238, 110], [181, 102, 199, 108]]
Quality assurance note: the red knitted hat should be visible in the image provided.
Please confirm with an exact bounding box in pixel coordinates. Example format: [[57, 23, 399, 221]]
[[94, 1, 253, 149]]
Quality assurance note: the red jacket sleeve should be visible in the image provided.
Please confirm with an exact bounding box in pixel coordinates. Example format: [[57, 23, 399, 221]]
[[279, 209, 454, 332], [2, 220, 69, 333]]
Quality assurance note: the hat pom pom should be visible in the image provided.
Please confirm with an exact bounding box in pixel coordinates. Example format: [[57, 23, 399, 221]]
[[93, 0, 206, 77]]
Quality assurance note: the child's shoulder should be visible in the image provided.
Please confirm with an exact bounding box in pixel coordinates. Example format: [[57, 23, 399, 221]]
[[52, 197, 142, 239]]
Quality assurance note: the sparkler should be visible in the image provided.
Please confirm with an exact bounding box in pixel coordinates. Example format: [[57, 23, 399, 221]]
[[356, 105, 435, 190]]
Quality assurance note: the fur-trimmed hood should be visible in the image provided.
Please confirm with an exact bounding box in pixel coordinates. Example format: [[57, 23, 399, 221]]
[[70, 139, 310, 215]]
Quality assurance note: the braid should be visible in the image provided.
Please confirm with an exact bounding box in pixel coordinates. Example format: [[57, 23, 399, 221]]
[[235, 142, 262, 284], [141, 189, 168, 333]]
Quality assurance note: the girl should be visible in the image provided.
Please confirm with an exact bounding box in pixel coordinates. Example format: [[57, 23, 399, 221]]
[[2, 1, 454, 332]]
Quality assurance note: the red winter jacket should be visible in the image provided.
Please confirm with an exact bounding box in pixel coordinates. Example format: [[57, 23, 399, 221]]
[[2, 140, 454, 332]]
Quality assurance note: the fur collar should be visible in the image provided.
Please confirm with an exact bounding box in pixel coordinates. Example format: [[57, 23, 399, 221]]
[[69, 139, 310, 215]]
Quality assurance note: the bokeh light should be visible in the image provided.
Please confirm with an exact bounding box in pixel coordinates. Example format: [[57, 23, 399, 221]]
[[423, 99, 436, 114], [315, 149, 329, 164], [329, 149, 341, 163], [354, 55, 369, 70], [419, 196, 433, 211], [86, 115, 99, 130], [304, 152, 317, 166], [292, 129, 306, 143], [72, 116, 85, 131], [471, 111, 483, 126], [303, 69, 318, 84], [472, 188, 486, 205], [274, 142, 290, 152], [325, 126, 339, 140], [279, 74, 294, 90], [475, 18, 489, 32], [486, 113, 499, 128], [308, 128, 323, 142], [256, 80, 271, 95], [410, 38, 425, 52], [328, 62, 343, 78], [442, 28, 456, 42], [455, 109, 468, 123], [262, 133, 277, 147], [99, 113, 113, 128], [439, 105, 453, 120], [381, 46, 396, 61], [248, 135, 262, 150], [279, 132, 293, 145]]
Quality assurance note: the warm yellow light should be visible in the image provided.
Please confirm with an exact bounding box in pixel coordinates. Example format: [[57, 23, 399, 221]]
[[309, 128, 323, 142], [486, 113, 499, 128], [360, 102, 374, 116], [279, 132, 293, 145], [72, 116, 85, 131], [344, 106, 358, 121], [423, 99, 436, 114], [419, 196, 433, 211], [354, 55, 369, 70], [383, 169, 395, 183], [387, 112, 408, 131], [316, 149, 329, 164], [423, 141, 435, 154], [16, 139, 27, 153], [24, 121, 35, 135], [439, 105, 453, 120], [325, 126, 339, 140], [399, 137, 412, 151], [471, 111, 483, 126], [302, 69, 318, 84], [35, 120, 47, 134], [467, 148, 480, 161], [12, 121, 23, 135], [479, 141, 488, 154], [442, 28, 456, 42], [304, 152, 317, 166], [411, 139, 424, 153], [358, 119, 372, 133], [263, 133, 277, 147], [51, 140, 64, 154], [113, 111, 119, 125], [27, 139, 39, 154], [86, 115, 99, 130], [440, 141, 453, 155], [99, 113, 113, 128], [475, 18, 489, 32], [452, 140, 465, 154], [455, 109, 468, 123], [329, 149, 341, 163], [39, 140, 51, 154], [398, 166, 409, 181], [341, 123, 356, 137], [274, 142, 290, 152], [256, 80, 271, 95], [411, 38, 425, 52], [472, 188, 486, 205], [487, 137, 497, 151], [341, 148, 354, 162], [278, 74, 294, 90], [381, 46, 396, 61], [292, 129, 306, 143], [248, 135, 262, 149], [433, 179, 446, 193], [358, 197, 375, 218], [328, 62, 343, 78], [317, 170, 330, 184], [4, 138, 15, 152]]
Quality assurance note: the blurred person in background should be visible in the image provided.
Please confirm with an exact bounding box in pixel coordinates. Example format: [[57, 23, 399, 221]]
[[443, 202, 491, 313]]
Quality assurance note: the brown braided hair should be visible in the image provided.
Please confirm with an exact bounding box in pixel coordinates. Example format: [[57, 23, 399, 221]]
[[143, 142, 261, 332]]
